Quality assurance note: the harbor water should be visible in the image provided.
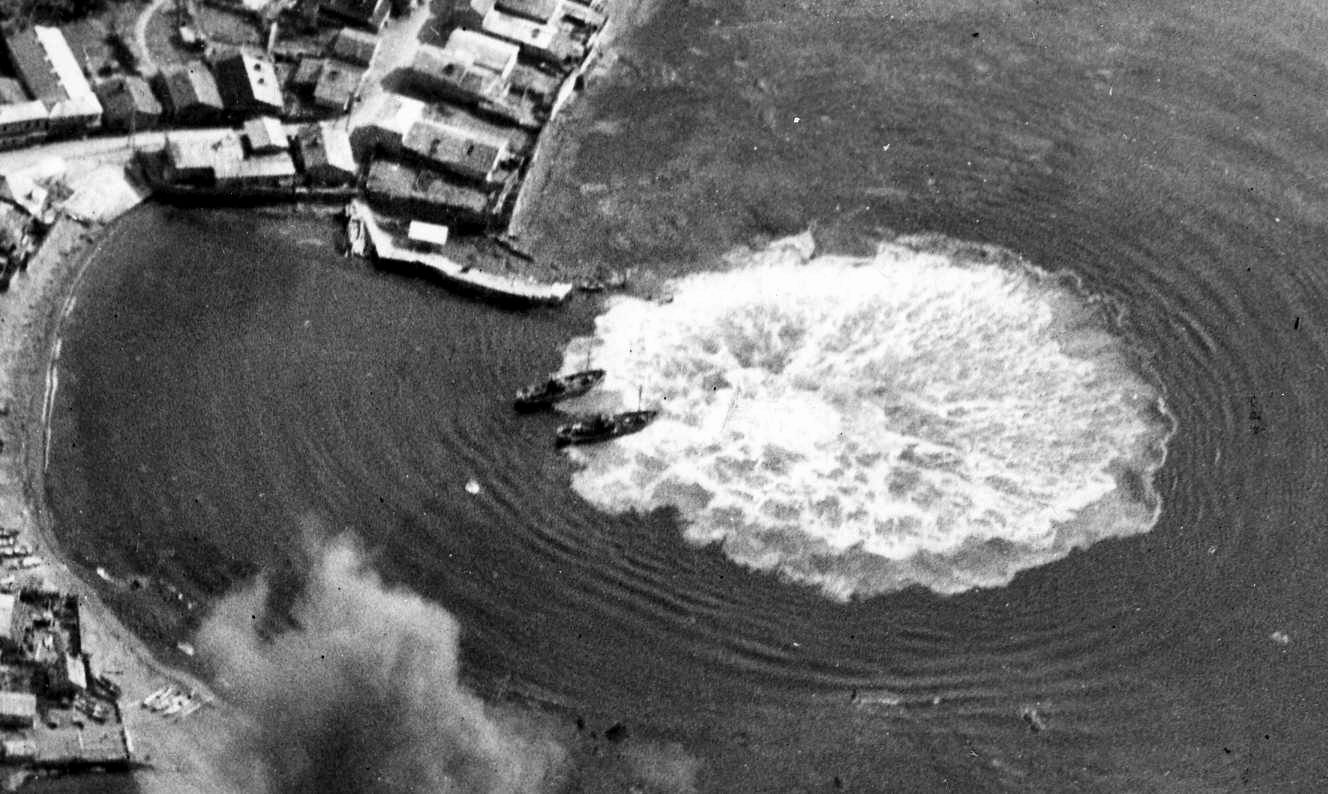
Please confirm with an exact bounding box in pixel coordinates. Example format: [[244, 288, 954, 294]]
[[43, 0, 1328, 790]]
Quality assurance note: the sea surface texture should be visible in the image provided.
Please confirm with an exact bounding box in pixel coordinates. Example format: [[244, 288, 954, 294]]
[[44, 0, 1328, 790]]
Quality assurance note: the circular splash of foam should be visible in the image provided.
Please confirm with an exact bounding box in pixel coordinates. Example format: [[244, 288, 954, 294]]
[[561, 233, 1171, 599]]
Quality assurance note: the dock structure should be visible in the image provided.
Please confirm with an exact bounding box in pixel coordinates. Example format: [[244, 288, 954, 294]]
[[348, 199, 571, 305]]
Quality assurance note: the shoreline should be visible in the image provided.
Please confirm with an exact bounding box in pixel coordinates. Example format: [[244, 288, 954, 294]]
[[0, 211, 251, 792]]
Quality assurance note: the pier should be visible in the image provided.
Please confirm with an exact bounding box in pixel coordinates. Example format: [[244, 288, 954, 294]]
[[348, 200, 573, 306]]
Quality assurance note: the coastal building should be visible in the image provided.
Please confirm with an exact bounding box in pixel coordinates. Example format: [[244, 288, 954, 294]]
[[296, 122, 357, 185], [364, 158, 491, 226], [318, 0, 389, 31], [1, 739, 35, 762], [158, 61, 224, 126], [313, 60, 365, 113], [479, 5, 582, 67], [330, 27, 379, 67], [0, 589, 129, 774], [0, 171, 51, 220], [3, 27, 102, 136], [221, 153, 298, 189], [440, 28, 518, 83], [495, 0, 560, 21], [214, 51, 284, 117], [243, 116, 288, 153], [95, 76, 162, 132], [407, 43, 508, 107], [0, 693, 35, 729], [163, 131, 245, 185], [0, 101, 47, 150], [401, 120, 509, 184], [408, 219, 448, 247], [348, 91, 425, 158], [162, 130, 298, 188]]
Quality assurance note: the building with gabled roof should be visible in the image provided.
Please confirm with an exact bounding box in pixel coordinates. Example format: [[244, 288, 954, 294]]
[[0, 101, 47, 149], [214, 51, 284, 116], [331, 27, 379, 67], [365, 159, 491, 226], [243, 116, 288, 153], [319, 0, 389, 31], [401, 120, 508, 183], [313, 60, 365, 112], [158, 61, 224, 125], [95, 75, 162, 132], [3, 27, 102, 135], [296, 121, 357, 185], [495, 0, 559, 21]]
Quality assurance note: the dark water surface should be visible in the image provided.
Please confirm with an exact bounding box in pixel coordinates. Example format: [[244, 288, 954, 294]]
[[45, 0, 1328, 790]]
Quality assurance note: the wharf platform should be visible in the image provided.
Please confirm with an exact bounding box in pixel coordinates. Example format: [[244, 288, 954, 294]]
[[348, 200, 573, 306]]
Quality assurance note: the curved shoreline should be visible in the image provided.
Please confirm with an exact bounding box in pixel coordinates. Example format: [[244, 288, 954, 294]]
[[1, 211, 248, 792]]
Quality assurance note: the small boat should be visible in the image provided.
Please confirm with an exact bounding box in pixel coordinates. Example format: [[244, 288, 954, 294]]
[[555, 410, 658, 447], [141, 686, 170, 709], [514, 369, 605, 412], [161, 695, 188, 716], [144, 686, 176, 711]]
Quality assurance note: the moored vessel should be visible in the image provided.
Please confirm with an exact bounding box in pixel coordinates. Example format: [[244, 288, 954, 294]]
[[514, 369, 606, 412], [555, 409, 658, 446]]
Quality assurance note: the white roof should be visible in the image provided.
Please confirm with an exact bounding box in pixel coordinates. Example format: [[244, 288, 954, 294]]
[[442, 28, 519, 74], [0, 691, 35, 717], [376, 93, 425, 135], [33, 27, 96, 101], [316, 121, 357, 173], [408, 220, 449, 246], [0, 593, 13, 639], [0, 100, 47, 127], [244, 116, 288, 151], [482, 8, 557, 50]]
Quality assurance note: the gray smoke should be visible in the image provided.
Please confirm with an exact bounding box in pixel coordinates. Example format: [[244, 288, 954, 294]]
[[197, 534, 566, 794]]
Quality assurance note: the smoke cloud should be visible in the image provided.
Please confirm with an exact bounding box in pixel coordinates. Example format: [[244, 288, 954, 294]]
[[196, 533, 566, 794]]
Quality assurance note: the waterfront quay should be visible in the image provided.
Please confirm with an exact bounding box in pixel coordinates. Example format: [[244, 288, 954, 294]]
[[0, 0, 617, 305]]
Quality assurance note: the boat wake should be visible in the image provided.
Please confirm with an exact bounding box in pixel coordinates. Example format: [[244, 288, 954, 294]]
[[561, 233, 1173, 599]]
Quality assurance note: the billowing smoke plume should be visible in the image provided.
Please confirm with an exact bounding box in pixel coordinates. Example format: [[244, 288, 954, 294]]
[[197, 533, 566, 794]]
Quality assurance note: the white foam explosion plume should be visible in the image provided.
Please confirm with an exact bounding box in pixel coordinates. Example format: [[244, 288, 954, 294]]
[[197, 532, 565, 794], [561, 233, 1172, 598]]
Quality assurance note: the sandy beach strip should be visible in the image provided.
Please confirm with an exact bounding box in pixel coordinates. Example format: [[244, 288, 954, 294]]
[[0, 214, 253, 792]]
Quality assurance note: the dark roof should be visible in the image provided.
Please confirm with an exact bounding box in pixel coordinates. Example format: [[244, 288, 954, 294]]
[[5, 29, 64, 104], [291, 57, 325, 89], [164, 61, 224, 110], [0, 77, 28, 104], [365, 159, 489, 216], [402, 121, 504, 181], [96, 76, 162, 116], [331, 28, 378, 66], [319, 0, 389, 28], [214, 51, 283, 112], [313, 61, 363, 110]]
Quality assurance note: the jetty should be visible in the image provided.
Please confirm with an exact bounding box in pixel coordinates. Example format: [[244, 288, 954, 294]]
[[347, 200, 572, 306]]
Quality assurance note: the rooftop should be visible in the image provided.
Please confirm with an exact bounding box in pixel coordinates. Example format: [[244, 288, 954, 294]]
[[243, 116, 288, 152], [441, 28, 520, 77], [331, 27, 379, 67], [402, 120, 507, 182]]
